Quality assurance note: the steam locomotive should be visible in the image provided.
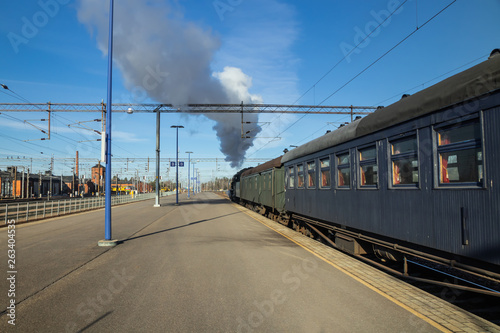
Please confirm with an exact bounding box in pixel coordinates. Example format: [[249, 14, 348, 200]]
[[229, 50, 500, 286]]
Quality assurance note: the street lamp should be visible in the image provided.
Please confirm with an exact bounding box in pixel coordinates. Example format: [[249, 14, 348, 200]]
[[196, 160, 200, 193], [99, 0, 116, 247], [191, 161, 196, 195], [186, 151, 193, 199], [171, 125, 184, 205], [194, 168, 199, 193], [197, 170, 201, 193]]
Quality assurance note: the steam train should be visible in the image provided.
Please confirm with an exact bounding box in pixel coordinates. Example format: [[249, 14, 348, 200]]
[[229, 50, 500, 287]]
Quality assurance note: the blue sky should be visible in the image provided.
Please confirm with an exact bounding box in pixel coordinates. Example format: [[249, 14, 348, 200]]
[[1, 0, 499, 184]]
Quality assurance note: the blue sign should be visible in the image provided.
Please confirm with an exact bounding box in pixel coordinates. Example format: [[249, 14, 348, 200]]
[[170, 162, 175, 167], [179, 162, 184, 167]]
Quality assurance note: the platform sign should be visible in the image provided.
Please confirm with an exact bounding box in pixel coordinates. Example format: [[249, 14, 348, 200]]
[[179, 162, 184, 167], [170, 162, 175, 167]]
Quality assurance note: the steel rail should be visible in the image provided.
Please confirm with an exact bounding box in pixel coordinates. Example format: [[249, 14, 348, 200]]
[[294, 214, 500, 281], [354, 253, 500, 297], [303, 222, 500, 297]]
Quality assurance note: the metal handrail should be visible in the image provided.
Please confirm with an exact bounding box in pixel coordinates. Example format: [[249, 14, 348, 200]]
[[1, 191, 176, 225]]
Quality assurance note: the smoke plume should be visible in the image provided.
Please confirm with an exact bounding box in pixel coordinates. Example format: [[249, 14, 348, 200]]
[[77, 0, 262, 167]]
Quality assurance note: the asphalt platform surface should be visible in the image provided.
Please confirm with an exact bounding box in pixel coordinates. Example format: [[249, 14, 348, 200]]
[[0, 192, 480, 332]]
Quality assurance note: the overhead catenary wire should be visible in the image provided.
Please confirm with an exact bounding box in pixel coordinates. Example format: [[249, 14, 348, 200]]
[[1, 84, 111, 160], [1, 83, 161, 160], [322, 52, 489, 134], [48, 112, 140, 158], [249, 0, 456, 157], [299, 10, 475, 148], [251, 0, 409, 151], [371, 52, 489, 107], [1, 84, 39, 105], [0, 88, 20, 100], [318, 0, 457, 106], [0, 111, 100, 154], [248, 0, 410, 156], [0, 133, 47, 154], [271, 0, 408, 126]]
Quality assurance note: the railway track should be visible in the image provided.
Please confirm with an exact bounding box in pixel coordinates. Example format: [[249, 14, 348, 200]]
[[289, 216, 500, 326], [234, 197, 500, 326], [405, 264, 500, 326]]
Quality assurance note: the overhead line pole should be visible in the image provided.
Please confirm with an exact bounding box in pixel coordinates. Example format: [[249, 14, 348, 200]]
[[154, 105, 162, 207], [171, 125, 184, 205], [186, 151, 193, 199]]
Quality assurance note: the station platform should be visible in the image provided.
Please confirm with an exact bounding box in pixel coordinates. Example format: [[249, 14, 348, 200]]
[[0, 192, 498, 332]]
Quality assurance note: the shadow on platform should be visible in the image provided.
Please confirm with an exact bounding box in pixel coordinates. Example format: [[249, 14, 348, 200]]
[[78, 311, 113, 332], [164, 198, 230, 206], [120, 211, 242, 243]]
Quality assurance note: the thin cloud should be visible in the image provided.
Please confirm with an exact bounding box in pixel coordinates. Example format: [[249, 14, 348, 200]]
[[113, 131, 147, 143], [214, 0, 301, 154], [214, 0, 301, 104], [77, 0, 263, 168]]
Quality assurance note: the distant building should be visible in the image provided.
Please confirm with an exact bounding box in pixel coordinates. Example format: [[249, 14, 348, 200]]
[[91, 164, 105, 194], [0, 164, 152, 199], [0, 167, 67, 198]]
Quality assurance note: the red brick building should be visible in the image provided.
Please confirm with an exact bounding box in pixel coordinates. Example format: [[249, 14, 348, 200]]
[[91, 164, 105, 193]]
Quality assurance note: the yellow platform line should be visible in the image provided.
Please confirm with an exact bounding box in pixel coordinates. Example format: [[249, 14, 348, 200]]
[[235, 204, 452, 333]]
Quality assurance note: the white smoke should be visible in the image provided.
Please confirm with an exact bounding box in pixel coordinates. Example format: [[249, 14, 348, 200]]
[[77, 0, 262, 168]]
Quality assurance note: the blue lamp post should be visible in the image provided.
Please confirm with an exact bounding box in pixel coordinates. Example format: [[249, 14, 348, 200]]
[[98, 0, 116, 247]]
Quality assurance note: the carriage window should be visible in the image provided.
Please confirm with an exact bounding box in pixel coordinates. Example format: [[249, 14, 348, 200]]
[[337, 153, 350, 188], [320, 157, 331, 188], [297, 164, 304, 188], [391, 137, 418, 186], [359, 146, 378, 187], [288, 166, 295, 189], [437, 121, 483, 186], [307, 161, 316, 188]]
